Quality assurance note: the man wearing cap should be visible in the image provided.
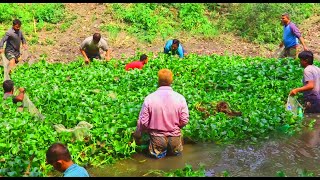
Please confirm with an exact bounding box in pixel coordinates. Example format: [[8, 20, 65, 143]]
[[133, 69, 189, 159], [290, 51, 320, 113]]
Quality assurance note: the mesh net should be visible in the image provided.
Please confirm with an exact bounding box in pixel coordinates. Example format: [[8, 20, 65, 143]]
[[274, 47, 284, 58], [53, 121, 94, 141], [2, 53, 44, 120], [286, 95, 303, 117], [22, 93, 45, 120], [1, 54, 11, 81]]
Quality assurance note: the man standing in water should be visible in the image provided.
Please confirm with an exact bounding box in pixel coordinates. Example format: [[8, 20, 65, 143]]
[[290, 51, 320, 113], [133, 69, 189, 159], [0, 19, 27, 73], [279, 13, 308, 59]]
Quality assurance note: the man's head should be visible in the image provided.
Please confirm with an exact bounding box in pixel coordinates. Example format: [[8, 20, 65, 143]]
[[171, 39, 180, 51], [281, 13, 290, 25], [298, 51, 314, 68], [46, 143, 73, 172], [158, 69, 173, 87], [12, 19, 21, 32], [3, 80, 14, 93], [139, 54, 148, 64], [92, 33, 101, 44]]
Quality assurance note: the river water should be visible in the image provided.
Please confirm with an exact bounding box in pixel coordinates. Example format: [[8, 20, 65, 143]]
[[53, 114, 320, 177]]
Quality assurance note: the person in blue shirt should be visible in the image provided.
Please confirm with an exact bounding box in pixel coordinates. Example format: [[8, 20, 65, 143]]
[[164, 39, 186, 58], [279, 13, 308, 59], [46, 143, 90, 177]]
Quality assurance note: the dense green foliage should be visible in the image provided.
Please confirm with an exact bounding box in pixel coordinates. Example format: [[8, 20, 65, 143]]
[[0, 3, 65, 44], [106, 3, 218, 42], [221, 3, 319, 44], [101, 3, 320, 43], [0, 3, 319, 177], [0, 53, 308, 176], [0, 3, 318, 45], [102, 3, 319, 44]]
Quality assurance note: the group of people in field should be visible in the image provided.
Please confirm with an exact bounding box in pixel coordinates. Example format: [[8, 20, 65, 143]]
[[1, 12, 320, 177]]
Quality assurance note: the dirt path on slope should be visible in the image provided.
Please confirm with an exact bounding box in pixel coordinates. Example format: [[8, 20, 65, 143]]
[[27, 3, 320, 64]]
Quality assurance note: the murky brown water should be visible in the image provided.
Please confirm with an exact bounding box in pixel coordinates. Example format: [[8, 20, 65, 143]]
[[52, 114, 320, 177]]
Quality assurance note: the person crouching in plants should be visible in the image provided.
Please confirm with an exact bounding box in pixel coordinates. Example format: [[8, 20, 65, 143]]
[[46, 143, 90, 177], [289, 51, 320, 113], [3, 80, 25, 109], [133, 69, 189, 159], [164, 39, 186, 58], [125, 54, 148, 71], [80, 32, 111, 64]]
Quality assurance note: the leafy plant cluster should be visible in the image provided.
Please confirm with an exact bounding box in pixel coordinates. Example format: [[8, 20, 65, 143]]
[[164, 164, 206, 177], [0, 3, 65, 44], [103, 3, 319, 45], [277, 169, 315, 177], [0, 53, 308, 177], [219, 3, 319, 44], [106, 3, 218, 42]]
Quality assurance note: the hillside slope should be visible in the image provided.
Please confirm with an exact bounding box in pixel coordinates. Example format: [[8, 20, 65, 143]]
[[25, 3, 320, 63]]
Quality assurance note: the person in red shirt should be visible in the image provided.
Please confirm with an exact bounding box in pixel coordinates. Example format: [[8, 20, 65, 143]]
[[125, 54, 148, 71]]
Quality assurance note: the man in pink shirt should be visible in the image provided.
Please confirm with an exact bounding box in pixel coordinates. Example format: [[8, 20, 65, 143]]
[[125, 54, 148, 71], [133, 69, 189, 159]]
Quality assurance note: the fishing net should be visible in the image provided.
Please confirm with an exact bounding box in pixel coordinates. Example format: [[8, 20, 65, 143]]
[[273, 47, 284, 58], [2, 53, 44, 120], [1, 54, 10, 81], [286, 95, 303, 117], [22, 93, 45, 120], [53, 121, 93, 141]]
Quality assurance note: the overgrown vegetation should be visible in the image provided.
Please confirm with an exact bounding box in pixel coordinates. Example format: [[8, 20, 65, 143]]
[[101, 3, 319, 44], [1, 3, 320, 177], [104, 3, 219, 42], [0, 3, 65, 44], [0, 52, 308, 176], [221, 3, 319, 44]]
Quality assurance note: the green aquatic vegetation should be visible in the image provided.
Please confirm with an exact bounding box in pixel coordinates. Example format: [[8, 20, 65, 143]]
[[277, 169, 315, 177], [165, 164, 206, 177], [1, 53, 306, 176]]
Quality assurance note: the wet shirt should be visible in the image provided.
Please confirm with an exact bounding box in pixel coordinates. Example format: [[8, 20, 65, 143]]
[[80, 36, 109, 57], [137, 86, 189, 137], [283, 22, 301, 49], [0, 28, 26, 56], [164, 40, 184, 58], [303, 65, 320, 100], [63, 164, 90, 177], [125, 60, 144, 71]]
